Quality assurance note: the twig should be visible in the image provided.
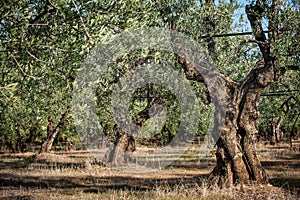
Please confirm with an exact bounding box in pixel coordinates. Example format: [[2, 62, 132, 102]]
[[0, 90, 11, 100], [12, 55, 43, 80], [47, 0, 59, 10], [41, 45, 68, 52], [26, 50, 52, 64], [27, 23, 49, 26], [0, 83, 18, 100]]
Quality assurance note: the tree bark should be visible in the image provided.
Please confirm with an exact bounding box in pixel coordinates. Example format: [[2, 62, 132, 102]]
[[104, 127, 136, 166], [40, 110, 69, 154], [208, 64, 270, 185]]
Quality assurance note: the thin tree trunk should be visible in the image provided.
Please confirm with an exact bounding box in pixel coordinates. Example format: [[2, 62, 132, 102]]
[[274, 116, 284, 143], [40, 110, 69, 154], [290, 113, 300, 149]]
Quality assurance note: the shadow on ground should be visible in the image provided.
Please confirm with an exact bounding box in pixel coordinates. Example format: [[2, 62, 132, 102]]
[[0, 171, 209, 192]]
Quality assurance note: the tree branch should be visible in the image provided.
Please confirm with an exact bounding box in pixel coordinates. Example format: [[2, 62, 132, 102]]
[[26, 50, 52, 64], [246, 3, 271, 62], [176, 53, 205, 83]]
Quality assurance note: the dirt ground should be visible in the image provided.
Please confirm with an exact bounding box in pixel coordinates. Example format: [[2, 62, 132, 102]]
[[0, 141, 299, 200]]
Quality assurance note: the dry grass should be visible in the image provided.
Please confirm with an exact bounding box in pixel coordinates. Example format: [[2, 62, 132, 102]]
[[0, 179, 295, 200], [0, 142, 299, 200]]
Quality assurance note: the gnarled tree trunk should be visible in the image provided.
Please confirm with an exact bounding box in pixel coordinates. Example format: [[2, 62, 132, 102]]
[[209, 63, 271, 185]]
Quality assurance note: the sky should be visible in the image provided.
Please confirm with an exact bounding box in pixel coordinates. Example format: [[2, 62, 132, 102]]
[[233, 0, 269, 32]]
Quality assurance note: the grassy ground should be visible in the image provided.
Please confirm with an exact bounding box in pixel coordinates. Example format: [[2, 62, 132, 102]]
[[0, 141, 299, 200]]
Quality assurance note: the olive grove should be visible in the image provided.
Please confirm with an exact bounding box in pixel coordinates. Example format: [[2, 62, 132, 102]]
[[0, 0, 299, 186]]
